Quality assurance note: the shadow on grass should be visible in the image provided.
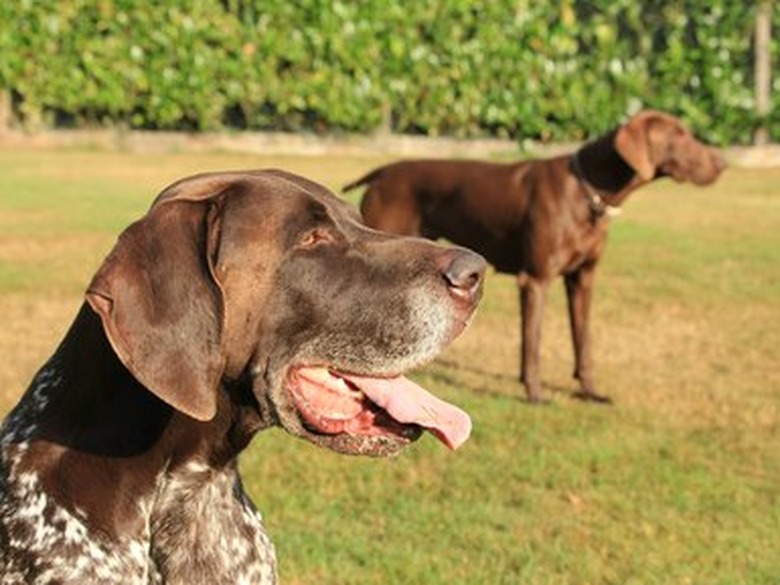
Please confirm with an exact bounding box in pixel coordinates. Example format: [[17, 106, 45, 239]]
[[430, 357, 581, 402]]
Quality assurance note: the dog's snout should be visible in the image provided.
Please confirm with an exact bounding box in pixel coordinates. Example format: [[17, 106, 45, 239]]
[[441, 249, 487, 301]]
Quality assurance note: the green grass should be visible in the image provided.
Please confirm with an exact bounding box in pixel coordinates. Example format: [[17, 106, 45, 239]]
[[1, 147, 779, 584]]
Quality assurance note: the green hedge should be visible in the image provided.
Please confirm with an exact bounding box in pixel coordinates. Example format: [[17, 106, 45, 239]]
[[0, 1, 776, 145]]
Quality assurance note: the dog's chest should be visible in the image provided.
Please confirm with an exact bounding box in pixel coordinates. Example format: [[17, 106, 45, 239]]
[[0, 451, 277, 584], [552, 218, 608, 274], [0, 359, 277, 584], [149, 462, 277, 584]]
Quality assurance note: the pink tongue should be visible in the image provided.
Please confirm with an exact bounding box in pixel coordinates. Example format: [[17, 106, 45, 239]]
[[341, 373, 472, 450]]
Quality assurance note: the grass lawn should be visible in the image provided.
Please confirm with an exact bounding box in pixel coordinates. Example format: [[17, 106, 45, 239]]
[[1, 147, 779, 584]]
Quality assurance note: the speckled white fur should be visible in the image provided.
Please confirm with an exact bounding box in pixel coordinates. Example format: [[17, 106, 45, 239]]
[[0, 363, 277, 584]]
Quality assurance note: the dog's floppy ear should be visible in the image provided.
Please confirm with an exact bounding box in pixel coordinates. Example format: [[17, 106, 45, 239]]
[[614, 111, 661, 182], [86, 187, 226, 422]]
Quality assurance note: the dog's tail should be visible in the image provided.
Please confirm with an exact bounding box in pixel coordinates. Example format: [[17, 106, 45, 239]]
[[342, 167, 385, 193]]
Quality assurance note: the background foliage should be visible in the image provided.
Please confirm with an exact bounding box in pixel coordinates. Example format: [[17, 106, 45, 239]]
[[0, 1, 777, 144]]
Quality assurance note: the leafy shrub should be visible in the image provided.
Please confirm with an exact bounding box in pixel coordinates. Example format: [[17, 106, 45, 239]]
[[0, 1, 775, 144]]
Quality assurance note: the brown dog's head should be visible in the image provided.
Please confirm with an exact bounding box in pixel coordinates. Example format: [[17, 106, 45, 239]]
[[614, 110, 726, 185], [85, 170, 485, 457]]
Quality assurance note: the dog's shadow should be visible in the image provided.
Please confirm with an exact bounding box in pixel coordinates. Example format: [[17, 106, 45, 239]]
[[427, 357, 576, 402]]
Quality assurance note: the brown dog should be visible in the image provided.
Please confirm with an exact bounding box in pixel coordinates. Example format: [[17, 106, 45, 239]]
[[0, 170, 485, 582], [345, 110, 725, 403]]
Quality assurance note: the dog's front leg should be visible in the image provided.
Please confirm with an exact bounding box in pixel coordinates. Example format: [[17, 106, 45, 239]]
[[564, 264, 611, 403], [518, 276, 549, 403]]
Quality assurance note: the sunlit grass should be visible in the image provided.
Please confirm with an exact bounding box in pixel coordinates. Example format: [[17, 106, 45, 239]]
[[1, 147, 778, 584]]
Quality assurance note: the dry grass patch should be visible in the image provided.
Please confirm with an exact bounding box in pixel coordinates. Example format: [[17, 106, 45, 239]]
[[0, 293, 83, 410]]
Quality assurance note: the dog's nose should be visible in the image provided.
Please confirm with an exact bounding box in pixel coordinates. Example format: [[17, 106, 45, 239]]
[[441, 248, 487, 302]]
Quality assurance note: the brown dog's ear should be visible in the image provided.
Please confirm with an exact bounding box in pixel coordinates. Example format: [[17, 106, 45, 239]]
[[614, 111, 659, 182], [86, 198, 225, 421]]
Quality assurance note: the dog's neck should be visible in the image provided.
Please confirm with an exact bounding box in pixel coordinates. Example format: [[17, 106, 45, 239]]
[[1, 303, 270, 539], [572, 129, 648, 215]]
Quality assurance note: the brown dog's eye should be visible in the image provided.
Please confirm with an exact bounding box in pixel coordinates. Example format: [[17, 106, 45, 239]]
[[297, 229, 333, 249]]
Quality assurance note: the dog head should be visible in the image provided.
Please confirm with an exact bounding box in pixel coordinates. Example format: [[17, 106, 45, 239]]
[[86, 170, 485, 457], [615, 110, 726, 185]]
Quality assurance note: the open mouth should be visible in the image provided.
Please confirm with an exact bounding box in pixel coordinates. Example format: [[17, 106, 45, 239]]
[[286, 366, 471, 450]]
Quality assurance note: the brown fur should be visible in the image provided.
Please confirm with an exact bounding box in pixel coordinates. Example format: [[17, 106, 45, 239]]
[[0, 170, 485, 583]]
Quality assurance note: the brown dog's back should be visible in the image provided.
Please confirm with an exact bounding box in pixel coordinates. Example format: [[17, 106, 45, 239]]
[[350, 157, 570, 274]]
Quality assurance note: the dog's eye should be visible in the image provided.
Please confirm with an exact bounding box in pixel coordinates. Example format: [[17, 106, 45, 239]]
[[297, 229, 333, 249]]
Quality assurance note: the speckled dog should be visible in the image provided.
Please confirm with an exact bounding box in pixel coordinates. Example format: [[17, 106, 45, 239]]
[[0, 170, 485, 584]]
